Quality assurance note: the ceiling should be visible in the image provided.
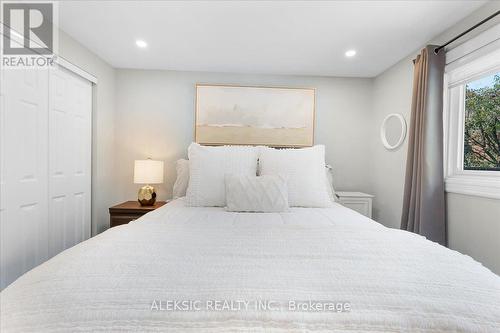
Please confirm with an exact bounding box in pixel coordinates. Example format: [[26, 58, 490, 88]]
[[59, 1, 487, 77]]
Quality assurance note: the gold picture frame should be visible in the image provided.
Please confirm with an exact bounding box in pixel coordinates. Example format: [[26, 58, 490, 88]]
[[194, 84, 316, 147]]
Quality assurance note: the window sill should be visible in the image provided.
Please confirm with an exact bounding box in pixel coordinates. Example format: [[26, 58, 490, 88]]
[[445, 175, 500, 199]]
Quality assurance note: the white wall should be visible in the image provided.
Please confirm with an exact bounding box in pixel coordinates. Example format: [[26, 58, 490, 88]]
[[370, 59, 413, 228], [369, 2, 500, 274], [58, 31, 117, 234], [447, 193, 500, 274], [113, 70, 373, 203]]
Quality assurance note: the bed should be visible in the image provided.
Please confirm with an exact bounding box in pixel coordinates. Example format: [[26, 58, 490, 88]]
[[1, 198, 499, 332]]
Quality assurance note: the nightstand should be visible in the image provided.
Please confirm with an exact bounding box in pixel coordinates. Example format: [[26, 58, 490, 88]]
[[336, 192, 374, 218], [109, 201, 167, 228]]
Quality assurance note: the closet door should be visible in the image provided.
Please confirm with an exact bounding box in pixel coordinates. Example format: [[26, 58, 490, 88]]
[[0, 64, 92, 290], [0, 68, 49, 289], [48, 65, 92, 258]]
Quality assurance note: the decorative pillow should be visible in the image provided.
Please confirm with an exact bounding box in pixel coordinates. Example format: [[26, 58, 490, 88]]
[[172, 159, 189, 199], [185, 143, 258, 206], [258, 145, 333, 207], [225, 174, 289, 212]]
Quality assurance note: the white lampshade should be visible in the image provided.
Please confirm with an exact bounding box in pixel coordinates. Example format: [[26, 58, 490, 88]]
[[134, 159, 164, 184]]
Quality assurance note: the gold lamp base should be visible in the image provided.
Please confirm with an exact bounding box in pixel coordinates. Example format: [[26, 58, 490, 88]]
[[138, 185, 156, 206]]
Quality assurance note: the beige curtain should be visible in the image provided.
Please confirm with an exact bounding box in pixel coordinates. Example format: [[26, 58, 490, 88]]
[[401, 45, 446, 246]]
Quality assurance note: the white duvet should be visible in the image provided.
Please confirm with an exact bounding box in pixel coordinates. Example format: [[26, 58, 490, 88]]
[[1, 199, 499, 332]]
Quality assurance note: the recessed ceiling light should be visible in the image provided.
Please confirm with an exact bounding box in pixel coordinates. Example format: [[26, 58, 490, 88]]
[[345, 49, 356, 57], [136, 40, 148, 48]]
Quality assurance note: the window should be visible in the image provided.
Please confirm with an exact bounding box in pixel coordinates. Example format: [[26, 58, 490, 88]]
[[463, 73, 500, 171], [444, 46, 500, 199]]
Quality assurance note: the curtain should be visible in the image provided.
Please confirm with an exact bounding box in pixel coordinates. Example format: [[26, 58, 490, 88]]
[[401, 45, 446, 246]]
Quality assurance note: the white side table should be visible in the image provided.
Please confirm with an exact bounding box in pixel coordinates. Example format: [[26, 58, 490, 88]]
[[336, 191, 374, 218]]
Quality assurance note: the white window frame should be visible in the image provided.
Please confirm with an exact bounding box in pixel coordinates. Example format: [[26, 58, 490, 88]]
[[443, 46, 500, 199]]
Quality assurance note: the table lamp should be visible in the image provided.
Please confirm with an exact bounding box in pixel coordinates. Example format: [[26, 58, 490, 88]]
[[134, 159, 164, 206]]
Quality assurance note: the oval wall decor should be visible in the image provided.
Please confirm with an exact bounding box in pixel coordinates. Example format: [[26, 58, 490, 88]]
[[380, 113, 407, 150]]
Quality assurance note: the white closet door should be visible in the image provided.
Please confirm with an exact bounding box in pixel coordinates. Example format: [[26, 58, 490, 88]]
[[0, 64, 92, 290], [0, 68, 50, 289], [48, 65, 92, 258]]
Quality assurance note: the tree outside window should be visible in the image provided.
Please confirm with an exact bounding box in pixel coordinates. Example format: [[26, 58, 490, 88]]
[[463, 73, 500, 171]]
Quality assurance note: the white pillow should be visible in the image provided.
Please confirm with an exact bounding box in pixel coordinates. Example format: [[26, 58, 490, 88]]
[[185, 143, 258, 206], [258, 145, 333, 207], [225, 174, 289, 212], [325, 165, 337, 202], [259, 163, 336, 202], [172, 159, 189, 199]]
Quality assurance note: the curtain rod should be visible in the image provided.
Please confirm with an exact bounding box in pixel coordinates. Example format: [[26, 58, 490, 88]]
[[434, 10, 500, 54]]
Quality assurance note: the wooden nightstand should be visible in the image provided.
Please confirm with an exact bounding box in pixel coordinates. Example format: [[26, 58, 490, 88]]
[[336, 192, 374, 218], [109, 201, 167, 228]]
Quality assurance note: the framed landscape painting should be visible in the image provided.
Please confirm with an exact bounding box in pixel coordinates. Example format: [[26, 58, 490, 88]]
[[195, 84, 315, 147]]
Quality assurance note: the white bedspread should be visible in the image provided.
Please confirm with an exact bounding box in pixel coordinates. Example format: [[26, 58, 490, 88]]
[[1, 199, 499, 332]]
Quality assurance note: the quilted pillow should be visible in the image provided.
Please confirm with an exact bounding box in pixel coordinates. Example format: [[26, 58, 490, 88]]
[[185, 143, 258, 206], [325, 165, 338, 202], [225, 174, 289, 212], [258, 145, 333, 207], [172, 159, 189, 199]]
